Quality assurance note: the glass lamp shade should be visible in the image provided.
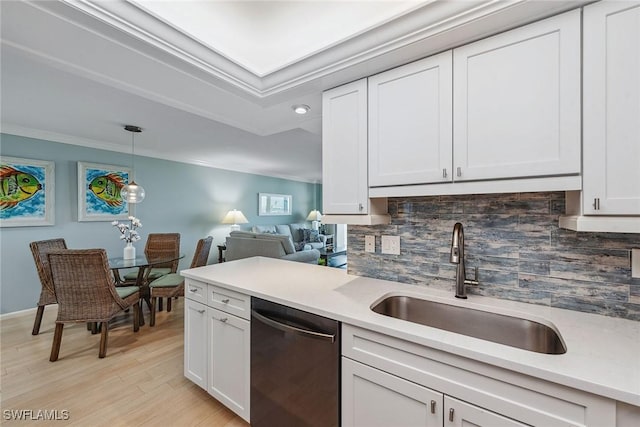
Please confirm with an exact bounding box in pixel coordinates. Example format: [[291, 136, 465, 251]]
[[121, 181, 146, 203]]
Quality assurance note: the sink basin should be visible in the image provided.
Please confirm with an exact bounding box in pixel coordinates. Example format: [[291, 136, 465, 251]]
[[371, 295, 566, 354]]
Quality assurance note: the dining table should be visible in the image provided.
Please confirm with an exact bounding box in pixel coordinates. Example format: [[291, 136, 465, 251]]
[[109, 252, 185, 326]]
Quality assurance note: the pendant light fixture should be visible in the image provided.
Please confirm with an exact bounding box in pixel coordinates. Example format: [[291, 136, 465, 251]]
[[121, 125, 146, 203]]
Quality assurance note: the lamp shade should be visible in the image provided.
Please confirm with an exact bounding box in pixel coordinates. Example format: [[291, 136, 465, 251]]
[[306, 210, 322, 221], [222, 209, 249, 230], [122, 125, 145, 204], [121, 180, 146, 203]]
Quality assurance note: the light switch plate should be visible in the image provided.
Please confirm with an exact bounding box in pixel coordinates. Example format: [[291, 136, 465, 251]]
[[365, 235, 375, 253], [381, 235, 400, 255], [632, 249, 640, 278]]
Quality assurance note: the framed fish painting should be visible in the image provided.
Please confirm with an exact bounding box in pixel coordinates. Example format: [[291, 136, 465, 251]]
[[78, 162, 130, 222], [0, 156, 55, 227]]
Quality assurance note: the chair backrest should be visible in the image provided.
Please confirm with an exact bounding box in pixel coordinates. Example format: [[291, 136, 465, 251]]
[[145, 233, 180, 272], [47, 249, 122, 322], [190, 236, 213, 268], [29, 238, 68, 305]]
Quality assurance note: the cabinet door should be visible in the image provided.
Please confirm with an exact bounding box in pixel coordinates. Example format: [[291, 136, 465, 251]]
[[453, 10, 580, 181], [184, 298, 207, 390], [322, 79, 369, 214], [583, 1, 640, 215], [342, 358, 443, 427], [369, 51, 453, 186], [208, 307, 250, 422], [445, 396, 528, 427]]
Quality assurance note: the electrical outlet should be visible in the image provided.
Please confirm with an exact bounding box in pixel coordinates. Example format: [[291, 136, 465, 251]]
[[365, 235, 375, 253], [632, 249, 640, 278], [381, 235, 400, 255]]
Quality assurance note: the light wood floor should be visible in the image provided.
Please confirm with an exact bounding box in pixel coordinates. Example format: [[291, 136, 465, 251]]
[[1, 300, 249, 427]]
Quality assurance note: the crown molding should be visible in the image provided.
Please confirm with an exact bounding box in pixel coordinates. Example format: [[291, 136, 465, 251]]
[[44, 0, 590, 99]]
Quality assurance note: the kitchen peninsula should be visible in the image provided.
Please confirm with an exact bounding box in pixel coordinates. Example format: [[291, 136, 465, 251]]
[[182, 257, 640, 426]]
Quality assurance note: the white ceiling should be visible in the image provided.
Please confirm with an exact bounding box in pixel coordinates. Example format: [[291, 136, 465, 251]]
[[133, 0, 424, 76], [0, 0, 589, 183]]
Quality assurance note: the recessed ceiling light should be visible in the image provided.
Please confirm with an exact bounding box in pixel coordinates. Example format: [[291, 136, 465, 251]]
[[292, 104, 310, 115]]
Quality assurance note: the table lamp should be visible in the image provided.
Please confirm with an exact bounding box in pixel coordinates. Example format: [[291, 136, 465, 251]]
[[222, 209, 248, 232], [306, 209, 322, 231]]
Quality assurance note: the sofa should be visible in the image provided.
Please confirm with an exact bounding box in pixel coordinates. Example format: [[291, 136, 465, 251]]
[[225, 230, 320, 264], [252, 223, 327, 250]]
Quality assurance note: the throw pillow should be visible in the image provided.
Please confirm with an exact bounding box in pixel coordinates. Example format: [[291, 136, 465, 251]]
[[294, 241, 307, 251], [301, 228, 321, 243]]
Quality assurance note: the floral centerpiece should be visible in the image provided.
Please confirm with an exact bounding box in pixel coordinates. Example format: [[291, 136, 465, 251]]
[[112, 216, 142, 259]]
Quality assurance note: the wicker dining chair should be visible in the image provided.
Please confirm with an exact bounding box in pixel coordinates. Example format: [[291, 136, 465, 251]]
[[122, 233, 181, 284], [29, 238, 68, 335], [47, 249, 141, 361], [148, 236, 213, 326]]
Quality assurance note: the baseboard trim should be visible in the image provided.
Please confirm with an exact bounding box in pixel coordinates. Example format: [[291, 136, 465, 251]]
[[0, 305, 57, 320]]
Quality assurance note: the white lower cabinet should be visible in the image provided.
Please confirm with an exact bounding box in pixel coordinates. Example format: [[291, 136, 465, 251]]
[[342, 324, 617, 427], [343, 358, 443, 427], [183, 298, 207, 389], [343, 358, 526, 427], [207, 307, 250, 422], [184, 280, 250, 423]]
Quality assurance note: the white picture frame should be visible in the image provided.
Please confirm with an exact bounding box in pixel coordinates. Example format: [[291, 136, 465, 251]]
[[258, 193, 292, 216], [78, 161, 131, 222], [0, 156, 55, 227]]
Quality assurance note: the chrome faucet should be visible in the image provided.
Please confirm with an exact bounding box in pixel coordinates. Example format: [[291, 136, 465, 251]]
[[450, 222, 479, 299]]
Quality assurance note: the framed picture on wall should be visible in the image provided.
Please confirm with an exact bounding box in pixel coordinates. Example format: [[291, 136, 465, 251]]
[[78, 162, 130, 222], [0, 156, 55, 227], [258, 193, 292, 216]]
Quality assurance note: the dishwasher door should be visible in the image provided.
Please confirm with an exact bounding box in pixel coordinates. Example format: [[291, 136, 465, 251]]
[[251, 297, 340, 427]]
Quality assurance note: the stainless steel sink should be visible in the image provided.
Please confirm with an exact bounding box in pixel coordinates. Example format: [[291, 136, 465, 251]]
[[371, 295, 566, 354]]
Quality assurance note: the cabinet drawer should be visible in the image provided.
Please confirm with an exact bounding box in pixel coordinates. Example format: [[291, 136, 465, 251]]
[[184, 279, 207, 304], [208, 285, 250, 320]]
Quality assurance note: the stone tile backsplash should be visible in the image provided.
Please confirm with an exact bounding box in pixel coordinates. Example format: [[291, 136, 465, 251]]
[[347, 192, 640, 320]]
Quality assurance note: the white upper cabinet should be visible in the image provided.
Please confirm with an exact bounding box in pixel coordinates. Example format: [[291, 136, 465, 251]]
[[453, 10, 581, 182], [369, 51, 453, 187], [582, 0, 640, 215], [322, 79, 369, 214]]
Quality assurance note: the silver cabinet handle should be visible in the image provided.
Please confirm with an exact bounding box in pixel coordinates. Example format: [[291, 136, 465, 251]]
[[252, 309, 335, 343], [449, 408, 454, 422], [221, 298, 230, 304], [358, 203, 364, 212], [430, 400, 436, 414], [442, 168, 447, 178], [188, 288, 198, 293], [456, 167, 462, 177], [196, 309, 205, 314], [593, 198, 600, 210], [218, 317, 228, 323]]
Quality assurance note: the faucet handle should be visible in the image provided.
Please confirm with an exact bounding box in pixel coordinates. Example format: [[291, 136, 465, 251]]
[[465, 266, 479, 286]]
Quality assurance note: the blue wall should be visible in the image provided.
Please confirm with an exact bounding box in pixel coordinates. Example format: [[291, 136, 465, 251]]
[[0, 133, 320, 314]]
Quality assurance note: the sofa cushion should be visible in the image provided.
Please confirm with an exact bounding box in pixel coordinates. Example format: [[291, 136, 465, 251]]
[[254, 233, 296, 254], [275, 224, 293, 238], [231, 230, 297, 254], [288, 223, 306, 243], [253, 225, 277, 234], [230, 231, 259, 239], [301, 228, 321, 243]]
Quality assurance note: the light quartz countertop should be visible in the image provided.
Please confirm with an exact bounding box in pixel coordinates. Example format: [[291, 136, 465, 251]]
[[181, 256, 640, 406]]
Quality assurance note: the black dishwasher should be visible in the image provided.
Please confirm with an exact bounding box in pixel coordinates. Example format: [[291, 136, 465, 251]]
[[251, 297, 340, 427]]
